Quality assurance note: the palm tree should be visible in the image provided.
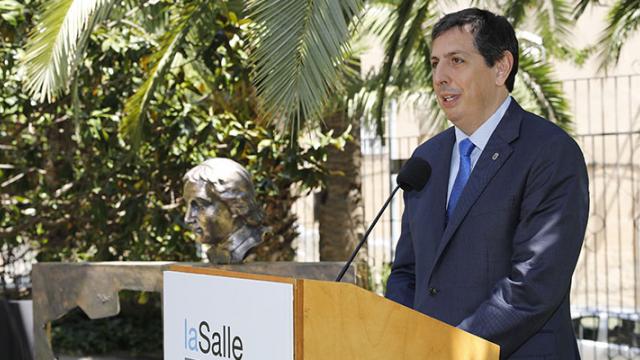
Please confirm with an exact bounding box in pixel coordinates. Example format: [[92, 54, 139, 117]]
[[316, 60, 366, 262], [573, 0, 640, 72], [250, 1, 367, 265]]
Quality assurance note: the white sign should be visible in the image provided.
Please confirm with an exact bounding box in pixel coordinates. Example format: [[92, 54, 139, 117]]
[[163, 270, 294, 360]]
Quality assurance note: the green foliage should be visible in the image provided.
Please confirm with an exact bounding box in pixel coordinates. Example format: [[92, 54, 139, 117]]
[[20, 0, 117, 102], [515, 49, 573, 132], [119, 1, 196, 147], [245, 0, 364, 133], [51, 292, 163, 357], [372, 0, 422, 137], [3, 3, 200, 264], [0, 0, 26, 26], [500, 0, 575, 60], [596, 0, 640, 72], [1, 0, 40, 298], [572, 0, 640, 72], [19, 0, 364, 143]]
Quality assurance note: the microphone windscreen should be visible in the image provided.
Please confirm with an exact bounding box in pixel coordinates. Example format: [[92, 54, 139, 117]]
[[397, 157, 431, 191]]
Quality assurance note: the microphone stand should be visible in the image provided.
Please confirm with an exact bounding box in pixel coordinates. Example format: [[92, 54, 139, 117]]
[[335, 185, 401, 282]]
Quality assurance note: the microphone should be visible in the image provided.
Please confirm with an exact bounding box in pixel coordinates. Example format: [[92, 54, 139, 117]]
[[396, 157, 431, 192], [335, 157, 431, 282]]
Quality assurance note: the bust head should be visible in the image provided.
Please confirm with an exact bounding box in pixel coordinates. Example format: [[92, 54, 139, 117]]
[[183, 158, 263, 263]]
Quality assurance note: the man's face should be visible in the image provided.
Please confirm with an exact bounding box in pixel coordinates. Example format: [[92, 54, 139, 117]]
[[183, 180, 236, 245], [431, 27, 507, 134]]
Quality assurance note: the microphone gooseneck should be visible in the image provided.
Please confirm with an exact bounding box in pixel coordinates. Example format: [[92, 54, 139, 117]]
[[335, 158, 431, 282]]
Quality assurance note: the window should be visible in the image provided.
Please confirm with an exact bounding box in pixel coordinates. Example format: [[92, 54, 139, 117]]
[[574, 316, 599, 341], [608, 317, 640, 347]]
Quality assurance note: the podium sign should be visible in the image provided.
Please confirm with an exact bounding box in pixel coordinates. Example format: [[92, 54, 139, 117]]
[[164, 270, 294, 360]]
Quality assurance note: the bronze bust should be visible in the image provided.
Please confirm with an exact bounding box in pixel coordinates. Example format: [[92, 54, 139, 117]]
[[183, 158, 264, 263]]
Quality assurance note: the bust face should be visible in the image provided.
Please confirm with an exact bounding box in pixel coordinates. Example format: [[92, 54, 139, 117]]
[[183, 180, 236, 245]]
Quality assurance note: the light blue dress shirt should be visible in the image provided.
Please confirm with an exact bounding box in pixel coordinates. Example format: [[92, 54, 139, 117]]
[[446, 96, 512, 204]]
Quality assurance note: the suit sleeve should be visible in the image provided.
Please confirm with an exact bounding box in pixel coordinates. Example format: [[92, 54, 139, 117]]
[[457, 134, 589, 357], [385, 192, 416, 308]]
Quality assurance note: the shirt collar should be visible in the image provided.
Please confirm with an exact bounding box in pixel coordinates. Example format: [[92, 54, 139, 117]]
[[454, 96, 512, 151]]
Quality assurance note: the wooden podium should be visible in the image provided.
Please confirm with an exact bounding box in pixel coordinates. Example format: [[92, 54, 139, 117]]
[[164, 265, 499, 359]]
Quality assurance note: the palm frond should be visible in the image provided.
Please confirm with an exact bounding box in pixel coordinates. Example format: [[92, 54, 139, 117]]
[[391, 34, 446, 136], [516, 49, 572, 132], [572, 0, 600, 19], [119, 2, 203, 147], [414, 35, 446, 132], [501, 0, 533, 26], [246, 0, 363, 134], [359, 28, 445, 138], [498, 0, 577, 60], [534, 0, 575, 59], [372, 0, 416, 137], [357, 4, 445, 137], [395, 2, 430, 87], [596, 0, 640, 72], [325, 54, 364, 115], [359, 3, 396, 38], [20, 0, 116, 102]]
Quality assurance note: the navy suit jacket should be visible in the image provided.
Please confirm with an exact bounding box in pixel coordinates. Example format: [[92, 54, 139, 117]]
[[386, 100, 589, 359]]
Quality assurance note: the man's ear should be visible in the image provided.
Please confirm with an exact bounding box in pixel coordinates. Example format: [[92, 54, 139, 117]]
[[495, 50, 514, 86]]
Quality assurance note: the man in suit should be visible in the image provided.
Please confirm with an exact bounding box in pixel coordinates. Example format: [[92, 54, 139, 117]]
[[385, 8, 589, 359]]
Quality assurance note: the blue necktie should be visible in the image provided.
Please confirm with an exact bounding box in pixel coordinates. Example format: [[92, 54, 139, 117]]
[[447, 138, 475, 221]]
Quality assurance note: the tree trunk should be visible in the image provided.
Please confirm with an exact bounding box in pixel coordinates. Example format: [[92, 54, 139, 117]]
[[318, 109, 365, 262]]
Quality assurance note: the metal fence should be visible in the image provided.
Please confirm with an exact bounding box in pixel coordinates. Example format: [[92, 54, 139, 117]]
[[567, 75, 640, 359], [567, 74, 640, 313]]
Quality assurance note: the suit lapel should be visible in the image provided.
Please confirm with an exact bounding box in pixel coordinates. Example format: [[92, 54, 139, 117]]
[[414, 128, 453, 286], [426, 100, 524, 282], [420, 129, 455, 245]]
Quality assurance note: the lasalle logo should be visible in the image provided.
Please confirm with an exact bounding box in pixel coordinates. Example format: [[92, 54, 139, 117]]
[[184, 318, 244, 360]]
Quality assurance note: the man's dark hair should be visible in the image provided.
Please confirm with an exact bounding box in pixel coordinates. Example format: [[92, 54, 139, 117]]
[[432, 8, 519, 92]]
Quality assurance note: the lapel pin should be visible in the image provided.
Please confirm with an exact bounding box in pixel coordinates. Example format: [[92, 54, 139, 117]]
[[492, 153, 499, 160]]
